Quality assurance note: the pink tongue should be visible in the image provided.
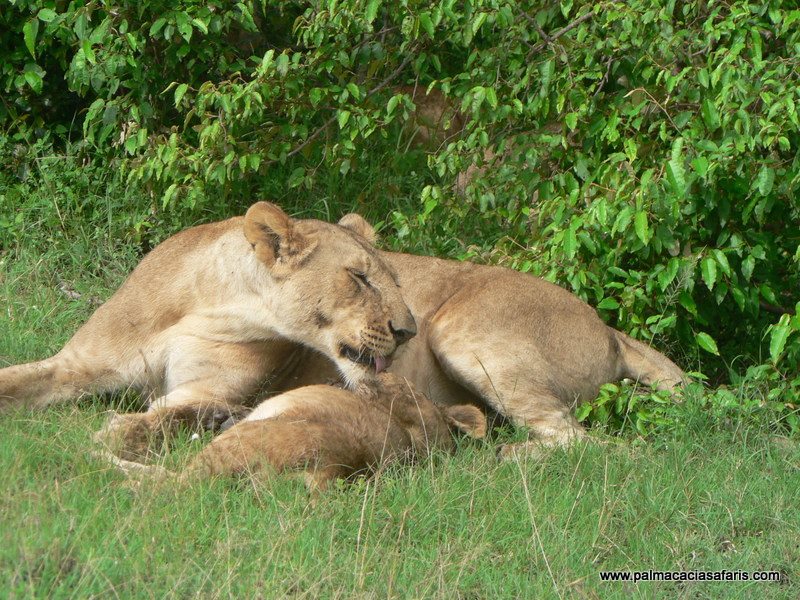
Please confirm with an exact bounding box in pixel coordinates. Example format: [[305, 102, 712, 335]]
[[375, 355, 388, 374]]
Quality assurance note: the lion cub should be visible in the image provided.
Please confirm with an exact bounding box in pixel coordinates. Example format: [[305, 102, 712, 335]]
[[107, 374, 486, 490]]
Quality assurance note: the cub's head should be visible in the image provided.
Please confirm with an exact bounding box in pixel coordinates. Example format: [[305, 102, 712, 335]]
[[244, 202, 416, 387]]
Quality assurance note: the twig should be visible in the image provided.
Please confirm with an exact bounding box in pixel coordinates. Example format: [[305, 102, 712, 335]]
[[526, 11, 594, 56], [760, 300, 795, 316], [520, 11, 552, 45], [593, 56, 614, 98], [624, 86, 680, 132], [279, 115, 337, 163]]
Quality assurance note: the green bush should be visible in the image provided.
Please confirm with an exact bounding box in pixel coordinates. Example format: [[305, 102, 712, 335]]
[[2, 0, 798, 431]]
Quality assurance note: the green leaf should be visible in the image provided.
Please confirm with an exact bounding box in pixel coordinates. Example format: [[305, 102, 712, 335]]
[[712, 249, 730, 276], [563, 226, 577, 259], [755, 166, 774, 196], [288, 166, 306, 189], [701, 98, 720, 131], [597, 297, 620, 310], [124, 135, 138, 155], [23, 69, 42, 93], [666, 141, 686, 197], [37, 8, 57, 22], [573, 232, 594, 257], [162, 183, 179, 208], [760, 283, 778, 305], [624, 138, 637, 162], [346, 82, 360, 100], [565, 113, 578, 130], [174, 83, 188, 107], [634, 211, 650, 244], [691, 156, 708, 177], [23, 19, 39, 58], [701, 257, 717, 290], [337, 110, 351, 129], [666, 161, 686, 196], [769, 314, 792, 364], [679, 292, 697, 316], [658, 259, 680, 291], [74, 14, 89, 40], [731, 286, 746, 312], [696, 332, 720, 355], [539, 59, 554, 94], [612, 206, 634, 235], [177, 15, 193, 43], [85, 98, 105, 121], [575, 402, 591, 422], [741, 254, 755, 280], [149, 18, 166, 37], [471, 12, 487, 35], [419, 12, 435, 38], [386, 94, 400, 115], [276, 53, 290, 76], [485, 87, 498, 110], [260, 49, 274, 71], [192, 18, 208, 34], [82, 40, 96, 65], [750, 27, 763, 66], [365, 0, 381, 24]]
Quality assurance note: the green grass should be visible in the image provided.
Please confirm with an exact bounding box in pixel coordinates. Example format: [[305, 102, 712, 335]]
[[1, 406, 799, 598], [1, 153, 799, 599]]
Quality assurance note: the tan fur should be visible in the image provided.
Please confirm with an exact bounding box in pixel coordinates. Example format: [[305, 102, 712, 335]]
[[0, 202, 415, 417], [2, 205, 684, 457], [394, 86, 465, 150], [381, 252, 685, 449], [108, 374, 486, 490]]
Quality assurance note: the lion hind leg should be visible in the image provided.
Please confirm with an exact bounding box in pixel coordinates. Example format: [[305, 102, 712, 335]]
[[431, 326, 583, 444], [428, 335, 586, 448]]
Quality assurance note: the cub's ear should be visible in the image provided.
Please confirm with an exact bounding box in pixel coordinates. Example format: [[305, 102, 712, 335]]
[[244, 202, 317, 268], [338, 213, 377, 245], [443, 404, 487, 439]]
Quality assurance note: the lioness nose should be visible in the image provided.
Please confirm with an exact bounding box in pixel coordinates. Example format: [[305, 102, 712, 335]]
[[390, 314, 417, 344]]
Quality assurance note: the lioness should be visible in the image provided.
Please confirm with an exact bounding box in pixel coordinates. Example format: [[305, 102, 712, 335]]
[[0, 202, 415, 421], [101, 373, 487, 490], [1, 204, 684, 454]]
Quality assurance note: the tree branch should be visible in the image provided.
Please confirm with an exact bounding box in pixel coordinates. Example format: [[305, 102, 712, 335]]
[[760, 300, 796, 316]]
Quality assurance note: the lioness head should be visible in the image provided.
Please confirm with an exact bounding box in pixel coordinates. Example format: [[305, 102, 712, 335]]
[[244, 202, 416, 386]]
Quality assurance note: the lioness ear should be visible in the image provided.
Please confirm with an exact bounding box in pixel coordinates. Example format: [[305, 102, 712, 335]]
[[444, 405, 487, 439], [244, 201, 316, 268], [338, 213, 377, 245]]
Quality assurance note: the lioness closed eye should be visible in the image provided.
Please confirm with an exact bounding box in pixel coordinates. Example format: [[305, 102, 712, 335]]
[[104, 373, 487, 491]]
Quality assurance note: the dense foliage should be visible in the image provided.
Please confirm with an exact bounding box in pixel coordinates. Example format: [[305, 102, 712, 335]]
[[1, 0, 798, 432]]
